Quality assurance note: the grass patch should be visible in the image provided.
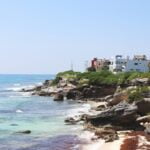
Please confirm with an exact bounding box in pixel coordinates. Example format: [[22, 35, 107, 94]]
[[127, 86, 150, 103]]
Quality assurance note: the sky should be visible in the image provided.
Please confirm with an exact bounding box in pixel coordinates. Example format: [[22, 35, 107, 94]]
[[0, 0, 150, 74]]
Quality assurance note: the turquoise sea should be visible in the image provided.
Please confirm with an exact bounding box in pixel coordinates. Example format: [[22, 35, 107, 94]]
[[0, 75, 89, 150]]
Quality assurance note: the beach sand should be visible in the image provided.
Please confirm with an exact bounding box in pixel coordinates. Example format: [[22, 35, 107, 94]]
[[80, 101, 127, 150], [81, 132, 126, 150]]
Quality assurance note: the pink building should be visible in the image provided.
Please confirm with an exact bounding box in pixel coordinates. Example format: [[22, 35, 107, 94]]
[[90, 58, 111, 71]]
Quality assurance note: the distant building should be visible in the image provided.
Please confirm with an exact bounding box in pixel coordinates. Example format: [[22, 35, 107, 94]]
[[88, 58, 111, 72], [111, 55, 150, 73]]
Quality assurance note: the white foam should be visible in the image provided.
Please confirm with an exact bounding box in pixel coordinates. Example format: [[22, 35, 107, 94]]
[[66, 103, 91, 117], [6, 85, 35, 92], [79, 131, 105, 150], [36, 82, 43, 86], [20, 92, 32, 97], [16, 109, 23, 113], [13, 83, 21, 86], [9, 92, 32, 98], [6, 87, 24, 92]]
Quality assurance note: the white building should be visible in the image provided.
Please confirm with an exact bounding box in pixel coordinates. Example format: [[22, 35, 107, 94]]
[[111, 55, 150, 73]]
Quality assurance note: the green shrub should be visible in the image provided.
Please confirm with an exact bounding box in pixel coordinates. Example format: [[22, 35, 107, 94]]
[[115, 72, 150, 85], [128, 86, 150, 103], [128, 90, 143, 103], [76, 70, 118, 86], [57, 70, 81, 78], [51, 76, 61, 85], [52, 70, 150, 87]]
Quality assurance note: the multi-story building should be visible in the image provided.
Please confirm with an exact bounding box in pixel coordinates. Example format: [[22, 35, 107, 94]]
[[89, 58, 111, 72], [111, 55, 150, 73]]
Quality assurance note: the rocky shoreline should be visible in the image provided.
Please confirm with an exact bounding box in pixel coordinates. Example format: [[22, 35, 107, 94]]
[[21, 73, 150, 149]]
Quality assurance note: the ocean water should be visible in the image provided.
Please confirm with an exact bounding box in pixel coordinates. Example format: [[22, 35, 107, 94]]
[[0, 75, 90, 150]]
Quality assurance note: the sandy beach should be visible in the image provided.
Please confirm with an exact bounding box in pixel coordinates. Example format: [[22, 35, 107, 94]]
[[80, 131, 126, 150], [79, 101, 127, 150]]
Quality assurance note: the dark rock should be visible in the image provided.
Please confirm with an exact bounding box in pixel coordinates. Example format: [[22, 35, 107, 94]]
[[65, 117, 79, 125], [86, 101, 139, 130], [66, 85, 116, 100], [43, 80, 52, 87], [80, 114, 88, 121], [21, 88, 36, 92], [95, 128, 118, 142], [37, 91, 51, 96], [65, 114, 87, 125], [54, 93, 64, 101], [66, 90, 82, 100], [142, 91, 150, 98], [21, 86, 42, 92], [10, 124, 18, 126], [68, 78, 78, 85], [34, 86, 42, 91], [16, 130, 31, 134], [135, 98, 150, 115], [82, 86, 116, 99]]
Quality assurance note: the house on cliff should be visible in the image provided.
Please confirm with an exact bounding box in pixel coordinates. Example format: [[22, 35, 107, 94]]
[[110, 55, 150, 73], [88, 58, 111, 72]]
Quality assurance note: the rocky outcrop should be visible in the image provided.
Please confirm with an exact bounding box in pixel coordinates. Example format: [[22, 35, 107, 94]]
[[142, 91, 150, 98], [43, 80, 52, 87], [38, 91, 52, 96], [65, 117, 78, 125], [85, 123, 119, 142], [108, 91, 128, 106], [66, 90, 83, 100], [54, 93, 64, 101], [21, 74, 118, 101], [66, 85, 116, 100], [137, 115, 150, 123], [82, 86, 116, 99], [65, 114, 87, 125], [65, 116, 81, 125], [95, 103, 107, 111], [130, 78, 150, 86], [135, 98, 150, 115], [86, 101, 140, 130], [95, 128, 118, 142]]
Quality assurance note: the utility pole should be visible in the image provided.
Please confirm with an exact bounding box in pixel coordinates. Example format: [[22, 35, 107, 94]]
[[71, 61, 73, 71], [85, 60, 88, 71]]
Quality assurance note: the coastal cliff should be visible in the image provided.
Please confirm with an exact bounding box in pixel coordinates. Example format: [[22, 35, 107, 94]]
[[21, 70, 150, 148]]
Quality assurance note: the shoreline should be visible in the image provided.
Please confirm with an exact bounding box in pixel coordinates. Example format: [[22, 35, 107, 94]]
[[81, 138, 124, 150], [79, 130, 127, 150], [77, 101, 150, 150], [20, 73, 150, 150], [77, 101, 126, 150]]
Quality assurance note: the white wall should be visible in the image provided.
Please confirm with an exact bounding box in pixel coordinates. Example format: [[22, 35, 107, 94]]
[[111, 56, 150, 73], [125, 60, 150, 72]]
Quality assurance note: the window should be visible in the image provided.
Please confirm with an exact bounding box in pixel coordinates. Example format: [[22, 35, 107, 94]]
[[136, 69, 140, 72], [134, 63, 138, 65]]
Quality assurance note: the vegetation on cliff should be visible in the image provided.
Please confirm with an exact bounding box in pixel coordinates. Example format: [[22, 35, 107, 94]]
[[51, 70, 150, 86], [128, 86, 150, 103]]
